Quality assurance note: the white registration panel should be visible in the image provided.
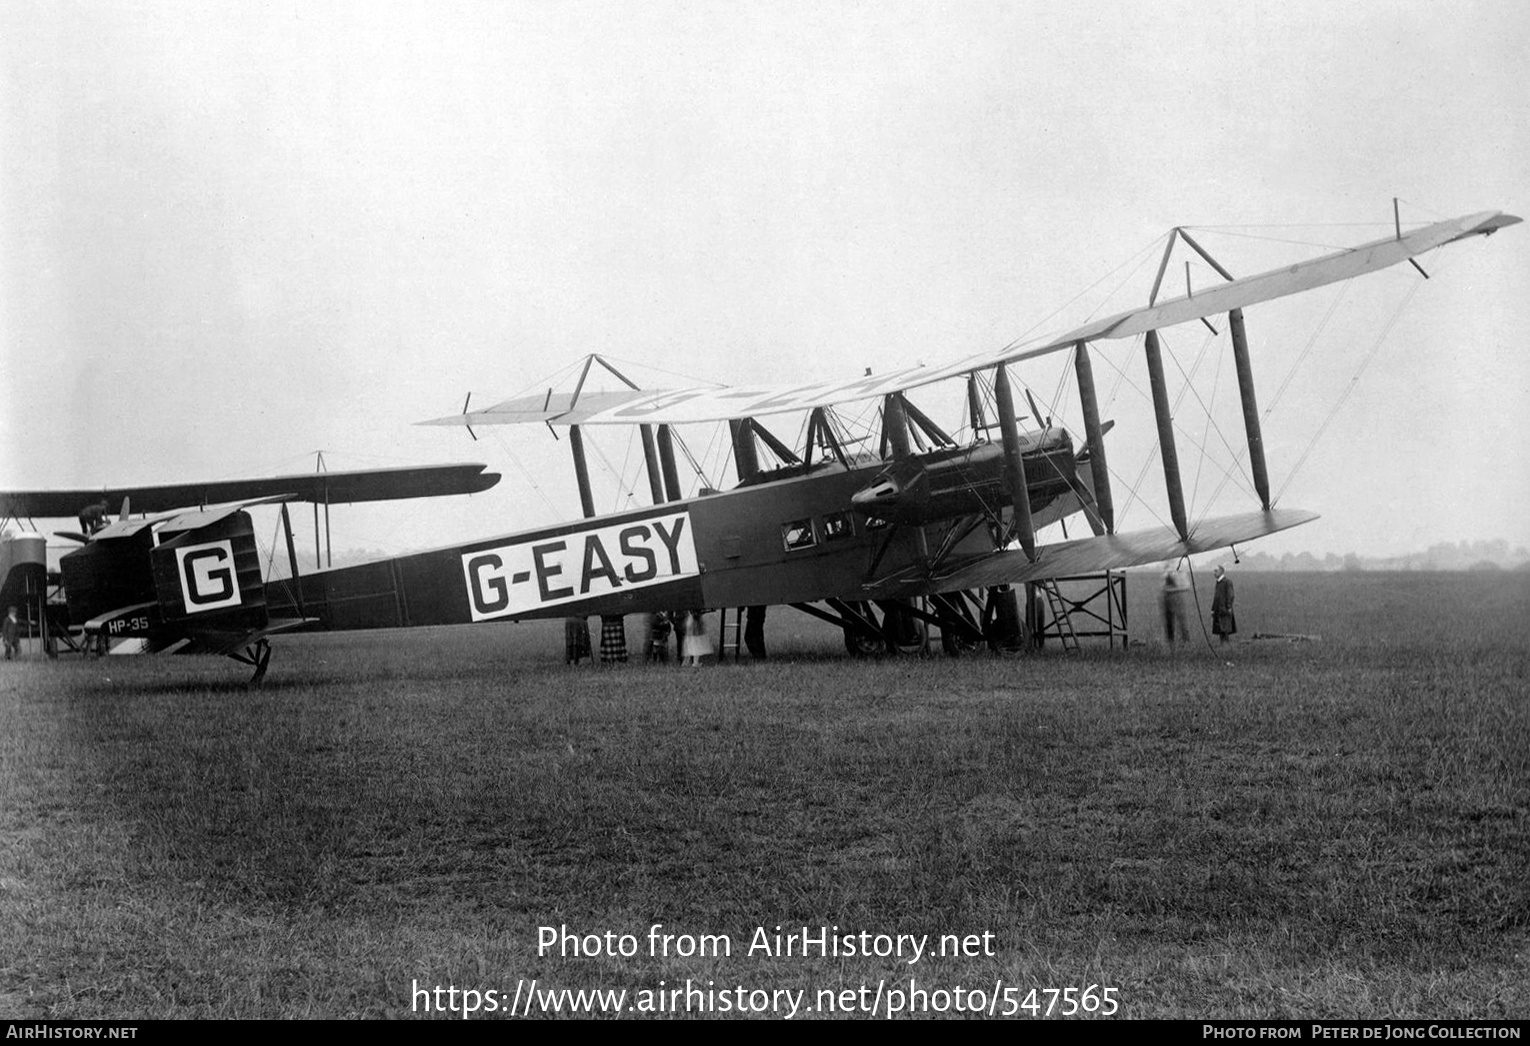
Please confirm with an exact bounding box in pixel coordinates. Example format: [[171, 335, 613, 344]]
[[461, 511, 698, 622], [176, 540, 241, 613]]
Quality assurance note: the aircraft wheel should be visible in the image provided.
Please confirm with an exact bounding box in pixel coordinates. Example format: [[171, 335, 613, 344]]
[[844, 628, 888, 658], [890, 620, 929, 657], [878, 601, 928, 657], [940, 630, 982, 657], [988, 636, 1028, 658]]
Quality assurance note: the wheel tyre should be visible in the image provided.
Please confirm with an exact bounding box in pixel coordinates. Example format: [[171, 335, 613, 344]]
[[844, 628, 888, 658], [941, 630, 982, 657]]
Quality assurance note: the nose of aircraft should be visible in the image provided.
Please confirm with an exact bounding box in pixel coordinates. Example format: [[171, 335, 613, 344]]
[[851, 479, 901, 508]]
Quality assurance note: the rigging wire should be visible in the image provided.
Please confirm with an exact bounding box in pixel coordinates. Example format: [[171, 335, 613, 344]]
[[1063, 327, 1255, 534], [579, 352, 729, 389], [1189, 337, 1229, 513], [997, 231, 1171, 352], [671, 428, 716, 495], [1264, 282, 1353, 414], [583, 433, 639, 513], [1161, 330, 1257, 505], [463, 357, 591, 410], [488, 429, 562, 517], [601, 429, 641, 513], [1188, 221, 1403, 228], [1190, 280, 1353, 526], [1180, 229, 1360, 252], [259, 515, 283, 583], [697, 424, 728, 490], [1191, 246, 1449, 526], [1273, 276, 1427, 507], [609, 427, 640, 513], [1004, 363, 1175, 538]]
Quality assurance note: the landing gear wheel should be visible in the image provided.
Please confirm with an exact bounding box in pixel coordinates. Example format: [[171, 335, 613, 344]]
[[940, 630, 983, 657], [235, 638, 273, 687], [844, 628, 888, 658], [889, 620, 928, 657], [879, 602, 928, 657], [987, 635, 1027, 658]]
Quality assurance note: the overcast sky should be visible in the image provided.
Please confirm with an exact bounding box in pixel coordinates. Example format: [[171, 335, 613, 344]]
[[3, 1, 1526, 559]]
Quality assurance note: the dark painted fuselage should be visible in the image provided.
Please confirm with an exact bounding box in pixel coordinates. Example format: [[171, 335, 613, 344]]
[[265, 446, 1084, 631]]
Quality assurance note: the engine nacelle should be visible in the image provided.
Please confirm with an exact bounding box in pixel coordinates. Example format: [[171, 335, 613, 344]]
[[850, 431, 1079, 526]]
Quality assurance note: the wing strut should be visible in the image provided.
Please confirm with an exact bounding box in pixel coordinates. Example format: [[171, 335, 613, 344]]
[[1160, 232, 1274, 514], [966, 373, 988, 434], [279, 503, 306, 618], [1228, 308, 1272, 510], [569, 426, 597, 518], [656, 426, 683, 501], [1144, 330, 1190, 542], [902, 397, 956, 448], [750, 419, 802, 467], [730, 419, 761, 482], [806, 408, 850, 469], [1148, 228, 1181, 306], [1074, 341, 1115, 534], [640, 424, 666, 504], [993, 363, 1037, 561], [1156, 230, 1279, 513], [882, 394, 913, 459]]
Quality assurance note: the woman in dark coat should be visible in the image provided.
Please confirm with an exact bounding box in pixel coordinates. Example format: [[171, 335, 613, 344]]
[[1211, 565, 1236, 643]]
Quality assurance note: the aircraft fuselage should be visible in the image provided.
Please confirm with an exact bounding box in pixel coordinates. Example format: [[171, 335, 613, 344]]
[[265, 443, 1087, 629]]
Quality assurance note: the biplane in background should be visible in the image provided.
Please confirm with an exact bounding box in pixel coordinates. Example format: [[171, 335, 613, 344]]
[[0, 463, 499, 681], [2, 210, 1518, 681]]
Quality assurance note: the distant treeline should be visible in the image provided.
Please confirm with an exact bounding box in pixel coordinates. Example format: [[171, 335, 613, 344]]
[[1220, 539, 1529, 573]]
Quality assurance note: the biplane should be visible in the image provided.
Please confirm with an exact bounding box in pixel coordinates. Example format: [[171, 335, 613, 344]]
[[2, 209, 1518, 680], [0, 463, 500, 680]]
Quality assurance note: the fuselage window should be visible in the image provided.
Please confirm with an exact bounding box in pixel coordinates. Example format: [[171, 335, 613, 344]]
[[823, 511, 854, 541], [781, 519, 817, 551]]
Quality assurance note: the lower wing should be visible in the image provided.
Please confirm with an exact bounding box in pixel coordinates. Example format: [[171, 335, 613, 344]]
[[880, 508, 1316, 596]]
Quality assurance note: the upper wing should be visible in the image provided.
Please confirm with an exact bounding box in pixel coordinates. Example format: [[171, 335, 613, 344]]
[[420, 210, 1518, 429], [874, 508, 1319, 597], [0, 462, 500, 519]]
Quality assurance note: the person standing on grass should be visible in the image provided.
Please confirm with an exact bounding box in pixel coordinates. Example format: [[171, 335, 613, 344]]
[[646, 610, 672, 662], [680, 609, 713, 666], [744, 604, 767, 658], [1211, 565, 1236, 644], [1161, 568, 1189, 645], [3, 606, 18, 660], [564, 617, 591, 664], [598, 614, 628, 663]]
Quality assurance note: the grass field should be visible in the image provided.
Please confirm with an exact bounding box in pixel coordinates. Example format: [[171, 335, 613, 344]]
[[1, 572, 1525, 1019]]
